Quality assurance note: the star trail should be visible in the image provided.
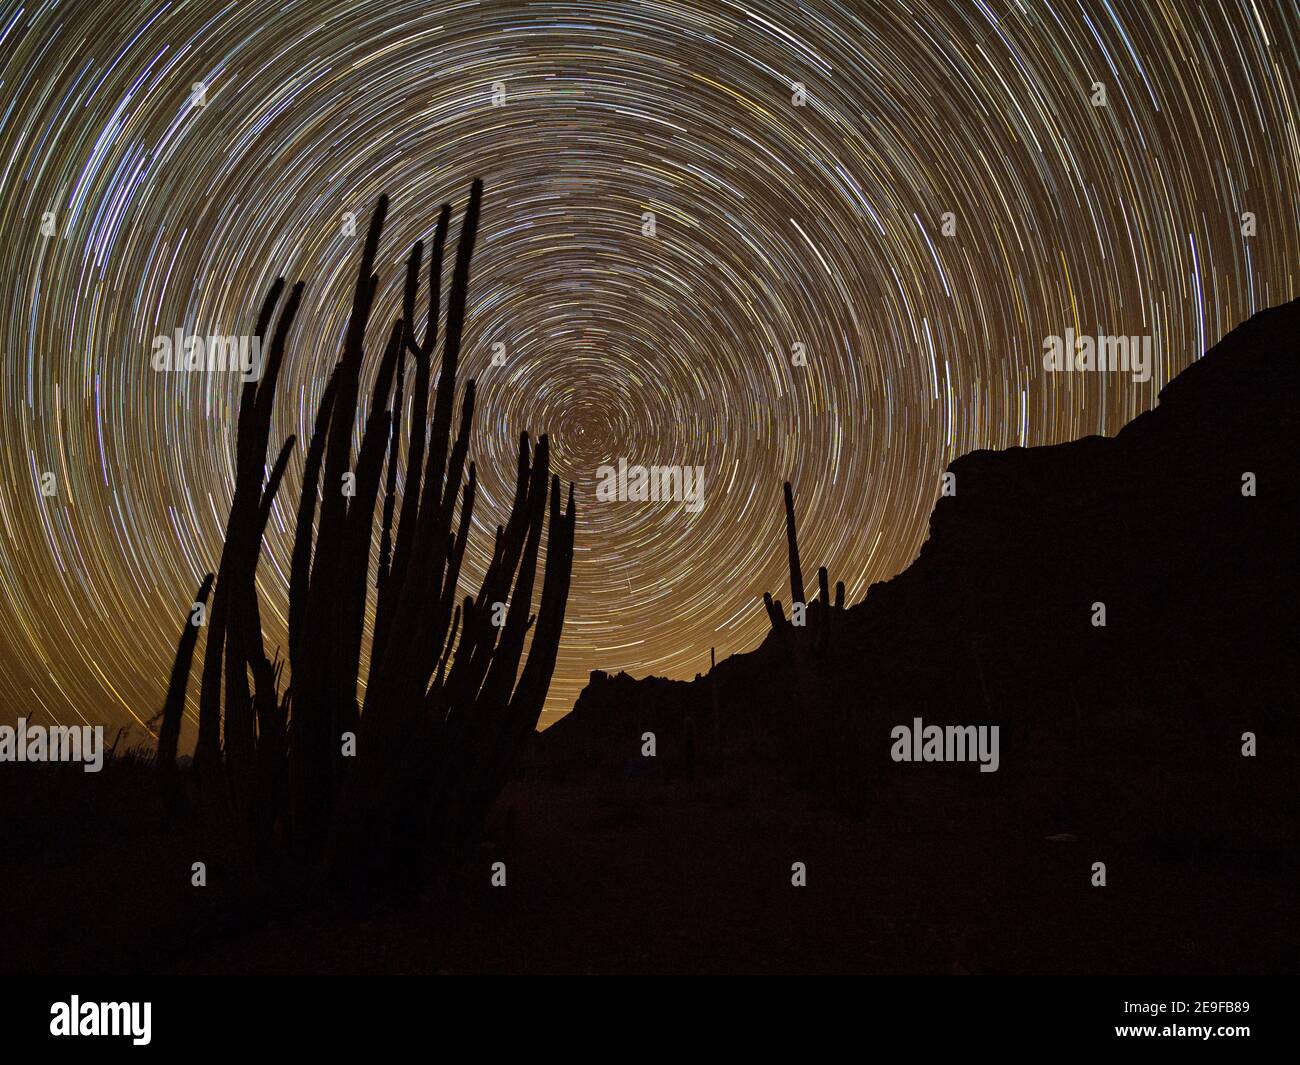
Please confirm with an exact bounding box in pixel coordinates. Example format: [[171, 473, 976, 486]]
[[0, 0, 1296, 740]]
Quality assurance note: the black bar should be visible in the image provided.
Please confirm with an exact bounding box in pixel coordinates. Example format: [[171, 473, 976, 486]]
[[1, 977, 1288, 1053]]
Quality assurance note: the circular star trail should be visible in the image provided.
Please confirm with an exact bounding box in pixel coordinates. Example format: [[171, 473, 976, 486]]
[[0, 0, 1296, 736]]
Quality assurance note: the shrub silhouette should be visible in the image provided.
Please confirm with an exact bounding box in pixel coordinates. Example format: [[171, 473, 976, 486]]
[[160, 180, 576, 892]]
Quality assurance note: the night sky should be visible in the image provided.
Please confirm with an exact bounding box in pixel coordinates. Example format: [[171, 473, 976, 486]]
[[0, 0, 1296, 739]]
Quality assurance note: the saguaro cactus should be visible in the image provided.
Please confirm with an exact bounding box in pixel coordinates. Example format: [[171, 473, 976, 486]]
[[157, 180, 576, 892]]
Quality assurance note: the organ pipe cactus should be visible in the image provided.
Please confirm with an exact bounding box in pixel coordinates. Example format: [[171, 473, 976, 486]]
[[158, 180, 576, 890]]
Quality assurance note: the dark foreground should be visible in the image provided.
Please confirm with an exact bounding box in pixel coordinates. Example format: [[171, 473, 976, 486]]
[[2, 750, 1293, 975]]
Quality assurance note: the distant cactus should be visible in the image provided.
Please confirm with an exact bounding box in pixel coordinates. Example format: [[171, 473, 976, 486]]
[[783, 481, 805, 608], [157, 180, 576, 892], [764, 480, 845, 645]]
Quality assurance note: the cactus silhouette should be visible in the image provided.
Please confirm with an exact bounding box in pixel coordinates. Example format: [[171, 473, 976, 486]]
[[157, 180, 576, 892], [764, 480, 844, 644], [783, 480, 805, 609], [157, 571, 213, 809]]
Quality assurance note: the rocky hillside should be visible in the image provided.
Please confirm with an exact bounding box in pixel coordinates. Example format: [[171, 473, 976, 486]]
[[541, 300, 1299, 804]]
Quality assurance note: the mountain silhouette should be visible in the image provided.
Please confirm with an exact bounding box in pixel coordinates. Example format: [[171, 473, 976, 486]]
[[542, 299, 1299, 820]]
